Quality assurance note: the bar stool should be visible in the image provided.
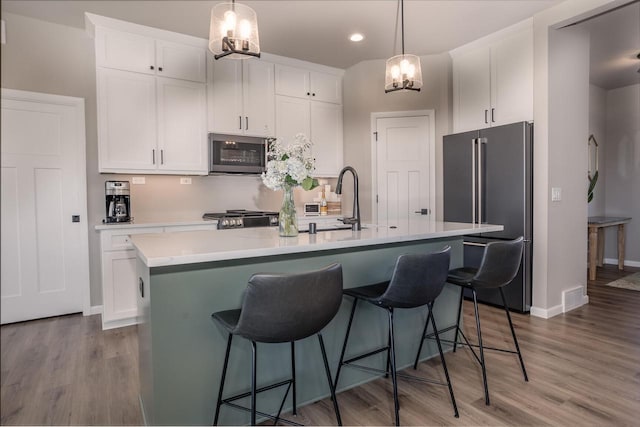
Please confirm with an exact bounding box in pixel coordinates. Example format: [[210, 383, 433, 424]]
[[415, 236, 527, 406], [333, 247, 458, 426], [211, 263, 343, 426]]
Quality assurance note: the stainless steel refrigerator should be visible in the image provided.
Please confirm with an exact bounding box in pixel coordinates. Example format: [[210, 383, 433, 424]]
[[443, 121, 533, 313]]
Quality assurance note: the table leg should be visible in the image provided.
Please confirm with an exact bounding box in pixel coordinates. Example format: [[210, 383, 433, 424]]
[[617, 224, 626, 271], [597, 228, 604, 267], [589, 227, 598, 281]]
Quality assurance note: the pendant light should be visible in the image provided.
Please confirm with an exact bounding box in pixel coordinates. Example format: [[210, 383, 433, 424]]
[[385, 0, 422, 93], [209, 0, 260, 59]]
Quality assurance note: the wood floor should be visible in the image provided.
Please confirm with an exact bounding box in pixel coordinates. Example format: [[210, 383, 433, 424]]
[[2, 264, 639, 426]]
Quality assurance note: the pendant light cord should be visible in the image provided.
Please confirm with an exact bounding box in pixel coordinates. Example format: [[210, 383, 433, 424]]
[[401, 0, 405, 55]]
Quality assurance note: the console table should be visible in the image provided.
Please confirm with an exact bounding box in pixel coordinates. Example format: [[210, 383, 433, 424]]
[[588, 216, 631, 280]]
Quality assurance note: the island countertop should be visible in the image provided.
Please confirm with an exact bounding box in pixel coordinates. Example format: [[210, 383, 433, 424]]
[[130, 221, 503, 267]]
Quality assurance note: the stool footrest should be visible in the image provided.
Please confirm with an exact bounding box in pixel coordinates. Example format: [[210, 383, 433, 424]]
[[222, 379, 293, 403], [342, 346, 389, 365], [342, 361, 448, 387], [223, 401, 303, 426]]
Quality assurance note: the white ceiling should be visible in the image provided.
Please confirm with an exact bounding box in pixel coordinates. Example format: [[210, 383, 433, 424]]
[[2, 0, 636, 89]]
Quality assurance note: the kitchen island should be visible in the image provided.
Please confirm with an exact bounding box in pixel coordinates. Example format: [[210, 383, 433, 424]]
[[132, 221, 502, 425]]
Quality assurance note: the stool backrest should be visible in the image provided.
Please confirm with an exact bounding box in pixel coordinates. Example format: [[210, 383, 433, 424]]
[[234, 263, 343, 343], [377, 246, 451, 309], [473, 237, 524, 288]]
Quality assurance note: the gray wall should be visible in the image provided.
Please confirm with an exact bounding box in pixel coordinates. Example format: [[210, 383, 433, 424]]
[[603, 84, 639, 263], [342, 54, 452, 222]]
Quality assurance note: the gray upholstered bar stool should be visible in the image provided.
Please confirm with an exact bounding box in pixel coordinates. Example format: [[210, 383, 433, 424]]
[[415, 237, 527, 406], [333, 247, 458, 426], [211, 263, 343, 426]]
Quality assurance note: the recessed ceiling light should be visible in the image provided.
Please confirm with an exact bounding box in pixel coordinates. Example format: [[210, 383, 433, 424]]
[[349, 33, 364, 42]]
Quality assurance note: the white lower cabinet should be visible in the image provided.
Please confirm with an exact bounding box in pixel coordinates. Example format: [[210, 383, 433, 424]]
[[99, 224, 216, 330]]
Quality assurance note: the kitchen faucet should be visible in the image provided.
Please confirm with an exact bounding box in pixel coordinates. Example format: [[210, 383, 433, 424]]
[[335, 166, 361, 231]]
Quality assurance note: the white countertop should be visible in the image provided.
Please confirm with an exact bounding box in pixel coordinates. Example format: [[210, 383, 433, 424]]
[[131, 220, 503, 267]]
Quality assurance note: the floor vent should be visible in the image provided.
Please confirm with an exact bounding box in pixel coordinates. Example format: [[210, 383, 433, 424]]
[[563, 286, 585, 312]]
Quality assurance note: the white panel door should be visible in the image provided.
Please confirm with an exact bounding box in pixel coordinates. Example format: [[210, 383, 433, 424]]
[[243, 60, 275, 137], [275, 95, 310, 146], [97, 68, 157, 171], [310, 101, 343, 177], [376, 116, 432, 230], [102, 250, 138, 326], [156, 77, 207, 173], [1, 89, 89, 324], [453, 46, 491, 133]]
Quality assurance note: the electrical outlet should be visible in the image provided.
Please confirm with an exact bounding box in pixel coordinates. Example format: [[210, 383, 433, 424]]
[[551, 187, 562, 202], [180, 177, 192, 185], [132, 177, 145, 185]]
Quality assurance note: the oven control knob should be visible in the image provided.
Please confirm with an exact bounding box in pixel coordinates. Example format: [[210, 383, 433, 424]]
[[221, 219, 229, 228], [238, 219, 244, 227]]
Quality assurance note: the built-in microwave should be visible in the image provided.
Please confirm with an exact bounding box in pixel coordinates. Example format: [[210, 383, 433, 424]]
[[208, 133, 267, 174]]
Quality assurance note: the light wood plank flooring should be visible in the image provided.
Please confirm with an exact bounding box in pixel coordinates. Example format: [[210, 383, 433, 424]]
[[2, 264, 639, 425]]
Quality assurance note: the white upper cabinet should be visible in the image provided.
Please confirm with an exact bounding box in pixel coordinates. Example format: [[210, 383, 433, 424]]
[[97, 68, 157, 171], [451, 19, 533, 133], [156, 40, 206, 83], [95, 26, 206, 83], [275, 96, 311, 143], [156, 77, 207, 172], [209, 58, 275, 137], [89, 14, 208, 174], [275, 64, 342, 104]]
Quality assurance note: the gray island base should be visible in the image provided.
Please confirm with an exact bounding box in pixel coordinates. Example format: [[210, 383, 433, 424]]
[[132, 222, 502, 425]]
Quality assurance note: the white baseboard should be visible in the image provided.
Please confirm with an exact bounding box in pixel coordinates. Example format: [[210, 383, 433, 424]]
[[603, 258, 640, 268], [530, 304, 563, 319], [84, 305, 103, 316]]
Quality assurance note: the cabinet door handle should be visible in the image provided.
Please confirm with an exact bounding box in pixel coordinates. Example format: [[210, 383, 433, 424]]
[[152, 149, 156, 164], [245, 116, 248, 130], [491, 108, 495, 123], [306, 92, 310, 96], [239, 116, 242, 130], [150, 65, 154, 70], [312, 93, 316, 97], [484, 109, 488, 124], [158, 67, 163, 72], [160, 149, 164, 165], [139, 277, 144, 298]]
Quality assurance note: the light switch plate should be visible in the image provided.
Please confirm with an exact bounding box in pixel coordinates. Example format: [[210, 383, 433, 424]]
[[180, 177, 192, 185], [132, 177, 145, 185], [551, 187, 562, 202]]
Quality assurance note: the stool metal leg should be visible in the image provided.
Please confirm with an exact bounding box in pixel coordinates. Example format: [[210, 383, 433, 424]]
[[472, 289, 490, 406], [318, 334, 343, 426], [291, 341, 297, 415], [453, 287, 464, 353], [334, 298, 358, 390], [413, 308, 431, 370], [428, 303, 459, 418], [213, 333, 233, 426], [387, 308, 400, 426], [386, 328, 391, 378], [251, 341, 257, 426], [499, 288, 528, 382]]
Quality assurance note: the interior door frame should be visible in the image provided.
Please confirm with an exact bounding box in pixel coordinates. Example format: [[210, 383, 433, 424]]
[[1, 88, 91, 317], [370, 110, 436, 225]]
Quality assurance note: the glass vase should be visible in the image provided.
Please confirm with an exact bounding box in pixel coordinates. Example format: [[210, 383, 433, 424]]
[[279, 185, 298, 237]]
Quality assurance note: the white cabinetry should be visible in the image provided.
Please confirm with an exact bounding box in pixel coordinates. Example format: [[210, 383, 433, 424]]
[[275, 64, 342, 104], [95, 27, 206, 83], [88, 14, 208, 174], [209, 58, 275, 137], [273, 63, 343, 177], [99, 223, 217, 330], [451, 19, 533, 133]]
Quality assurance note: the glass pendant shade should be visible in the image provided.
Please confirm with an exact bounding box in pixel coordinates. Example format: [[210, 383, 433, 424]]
[[385, 54, 422, 93], [209, 2, 260, 59]]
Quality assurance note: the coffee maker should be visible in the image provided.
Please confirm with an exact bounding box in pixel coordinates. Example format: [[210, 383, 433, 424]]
[[104, 181, 131, 223]]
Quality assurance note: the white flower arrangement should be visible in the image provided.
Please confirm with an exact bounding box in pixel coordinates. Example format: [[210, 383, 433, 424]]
[[261, 134, 319, 191]]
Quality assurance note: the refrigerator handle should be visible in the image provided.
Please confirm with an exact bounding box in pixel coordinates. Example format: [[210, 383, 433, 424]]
[[478, 137, 487, 225], [471, 138, 477, 225]]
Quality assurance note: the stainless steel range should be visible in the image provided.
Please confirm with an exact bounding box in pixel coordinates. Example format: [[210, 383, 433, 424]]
[[203, 209, 279, 230]]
